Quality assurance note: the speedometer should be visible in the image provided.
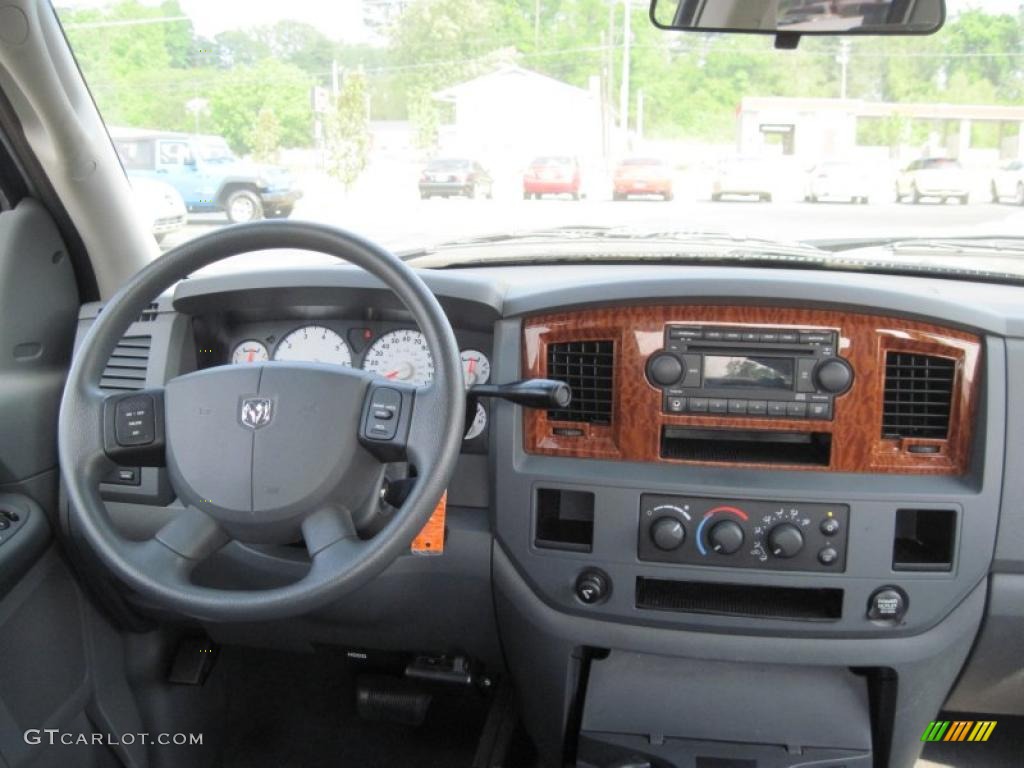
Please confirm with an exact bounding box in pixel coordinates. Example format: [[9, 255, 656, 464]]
[[274, 325, 352, 366], [362, 329, 434, 386]]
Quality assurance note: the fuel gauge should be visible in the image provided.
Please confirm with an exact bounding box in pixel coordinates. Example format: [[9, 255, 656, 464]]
[[231, 340, 269, 365], [460, 349, 490, 388]]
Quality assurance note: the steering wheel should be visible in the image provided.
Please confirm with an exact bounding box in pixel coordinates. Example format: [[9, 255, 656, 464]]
[[58, 222, 465, 621]]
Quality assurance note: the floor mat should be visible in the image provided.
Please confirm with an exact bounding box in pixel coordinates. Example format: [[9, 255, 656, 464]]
[[220, 646, 489, 768]]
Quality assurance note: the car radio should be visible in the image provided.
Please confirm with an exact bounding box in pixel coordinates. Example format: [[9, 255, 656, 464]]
[[646, 325, 853, 419]]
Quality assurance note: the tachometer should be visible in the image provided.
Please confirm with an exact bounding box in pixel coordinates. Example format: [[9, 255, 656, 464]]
[[274, 325, 352, 366], [362, 329, 434, 386], [232, 340, 269, 365]]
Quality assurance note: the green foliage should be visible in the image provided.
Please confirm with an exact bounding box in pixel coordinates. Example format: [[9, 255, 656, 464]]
[[324, 71, 371, 191], [250, 107, 283, 163], [56, 0, 1024, 150]]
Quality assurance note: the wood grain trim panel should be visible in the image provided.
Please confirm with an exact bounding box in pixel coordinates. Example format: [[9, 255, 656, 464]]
[[523, 306, 981, 474]]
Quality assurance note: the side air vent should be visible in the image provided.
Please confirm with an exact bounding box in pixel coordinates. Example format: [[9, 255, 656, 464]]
[[547, 340, 614, 425], [138, 302, 159, 322], [882, 352, 956, 439], [100, 335, 152, 391]]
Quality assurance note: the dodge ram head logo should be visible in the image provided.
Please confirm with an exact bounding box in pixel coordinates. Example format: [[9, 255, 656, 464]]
[[240, 397, 273, 429]]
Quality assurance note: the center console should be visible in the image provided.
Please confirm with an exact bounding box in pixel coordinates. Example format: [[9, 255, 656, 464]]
[[493, 298, 1001, 768]]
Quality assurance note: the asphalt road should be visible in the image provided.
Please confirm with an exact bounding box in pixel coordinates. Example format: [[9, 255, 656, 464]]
[[159, 194, 1024, 268]]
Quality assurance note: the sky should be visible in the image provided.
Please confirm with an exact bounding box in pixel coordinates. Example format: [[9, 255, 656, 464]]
[[56, 0, 1024, 42]]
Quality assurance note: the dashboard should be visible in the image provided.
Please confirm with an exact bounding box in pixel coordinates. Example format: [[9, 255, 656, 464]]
[[73, 263, 1024, 768]]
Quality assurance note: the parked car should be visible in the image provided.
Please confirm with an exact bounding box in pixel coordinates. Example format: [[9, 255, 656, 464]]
[[418, 158, 493, 199], [130, 177, 186, 243], [111, 128, 302, 223], [612, 158, 674, 201], [989, 159, 1024, 205], [711, 157, 776, 202], [805, 160, 871, 204], [523, 156, 583, 199], [895, 157, 969, 204]]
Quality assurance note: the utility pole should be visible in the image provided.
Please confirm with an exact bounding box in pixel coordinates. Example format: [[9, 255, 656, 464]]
[[837, 40, 851, 99], [331, 60, 340, 99], [619, 0, 632, 146]]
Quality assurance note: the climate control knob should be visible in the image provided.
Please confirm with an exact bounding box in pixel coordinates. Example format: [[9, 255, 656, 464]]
[[707, 520, 744, 555], [650, 517, 686, 551], [767, 523, 805, 558]]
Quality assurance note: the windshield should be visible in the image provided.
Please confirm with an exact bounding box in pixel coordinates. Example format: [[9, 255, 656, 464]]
[[55, 0, 1024, 279]]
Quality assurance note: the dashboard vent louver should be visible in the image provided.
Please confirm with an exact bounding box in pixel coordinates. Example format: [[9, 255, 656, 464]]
[[100, 335, 152, 391], [138, 302, 159, 322], [547, 340, 614, 425], [882, 352, 955, 440]]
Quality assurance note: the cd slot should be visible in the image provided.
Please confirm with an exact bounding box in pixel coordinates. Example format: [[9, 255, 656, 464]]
[[660, 426, 831, 466]]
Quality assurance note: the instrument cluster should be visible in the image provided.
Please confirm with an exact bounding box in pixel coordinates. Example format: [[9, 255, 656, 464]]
[[220, 322, 492, 441]]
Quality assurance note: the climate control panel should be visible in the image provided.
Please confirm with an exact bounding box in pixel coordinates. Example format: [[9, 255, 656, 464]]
[[638, 494, 849, 572]]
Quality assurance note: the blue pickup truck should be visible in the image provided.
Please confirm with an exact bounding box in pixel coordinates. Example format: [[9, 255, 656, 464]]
[[111, 128, 302, 223]]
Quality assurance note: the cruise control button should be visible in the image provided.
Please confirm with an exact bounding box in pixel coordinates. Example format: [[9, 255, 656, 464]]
[[115, 395, 156, 446], [786, 402, 807, 418], [708, 398, 728, 413]]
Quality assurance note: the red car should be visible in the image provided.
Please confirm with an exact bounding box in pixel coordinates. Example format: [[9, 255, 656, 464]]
[[523, 156, 583, 199], [613, 157, 674, 201]]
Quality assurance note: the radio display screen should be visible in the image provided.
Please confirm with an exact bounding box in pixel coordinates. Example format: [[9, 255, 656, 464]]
[[703, 356, 794, 390]]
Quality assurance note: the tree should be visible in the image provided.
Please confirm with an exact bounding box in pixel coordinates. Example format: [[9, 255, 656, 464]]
[[324, 71, 371, 192], [250, 107, 282, 162]]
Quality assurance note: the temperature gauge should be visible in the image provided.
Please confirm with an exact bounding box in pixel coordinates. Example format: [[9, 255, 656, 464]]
[[460, 349, 490, 388], [232, 340, 269, 365]]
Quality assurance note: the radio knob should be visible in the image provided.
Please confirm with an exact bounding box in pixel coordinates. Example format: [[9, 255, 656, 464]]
[[647, 353, 683, 387], [767, 523, 805, 558], [650, 517, 686, 551], [707, 520, 744, 555], [814, 358, 854, 395]]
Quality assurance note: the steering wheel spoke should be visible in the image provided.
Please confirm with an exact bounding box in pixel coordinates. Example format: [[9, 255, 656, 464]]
[[123, 506, 228, 587], [101, 387, 167, 467], [301, 504, 358, 558]]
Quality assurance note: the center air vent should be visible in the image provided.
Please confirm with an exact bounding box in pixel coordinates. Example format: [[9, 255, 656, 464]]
[[100, 335, 152, 391], [882, 352, 955, 439], [547, 340, 614, 425]]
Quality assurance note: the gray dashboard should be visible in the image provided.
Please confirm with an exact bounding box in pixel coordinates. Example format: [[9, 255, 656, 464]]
[[70, 262, 1024, 768]]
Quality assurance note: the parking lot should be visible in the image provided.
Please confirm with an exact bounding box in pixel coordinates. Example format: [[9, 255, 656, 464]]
[[159, 181, 1024, 262]]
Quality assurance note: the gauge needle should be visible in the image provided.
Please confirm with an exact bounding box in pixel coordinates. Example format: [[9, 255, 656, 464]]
[[385, 371, 399, 379], [247, 350, 255, 362]]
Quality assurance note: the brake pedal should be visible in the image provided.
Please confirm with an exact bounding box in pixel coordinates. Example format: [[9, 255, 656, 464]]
[[167, 636, 218, 685], [356, 674, 432, 726]]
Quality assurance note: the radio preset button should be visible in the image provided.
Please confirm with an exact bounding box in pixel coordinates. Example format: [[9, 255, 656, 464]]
[[808, 402, 832, 419], [724, 330, 742, 341], [767, 402, 787, 417], [747, 400, 767, 416], [778, 331, 799, 343], [708, 399, 728, 414], [801, 332, 833, 344], [727, 399, 748, 415], [688, 398, 709, 413], [759, 332, 779, 342], [786, 402, 807, 418], [670, 326, 702, 340], [703, 329, 724, 341], [741, 331, 759, 342]]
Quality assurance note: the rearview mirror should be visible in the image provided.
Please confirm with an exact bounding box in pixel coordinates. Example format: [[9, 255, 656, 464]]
[[651, 0, 945, 38]]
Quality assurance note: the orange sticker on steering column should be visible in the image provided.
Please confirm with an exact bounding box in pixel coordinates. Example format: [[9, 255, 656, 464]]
[[411, 491, 446, 554]]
